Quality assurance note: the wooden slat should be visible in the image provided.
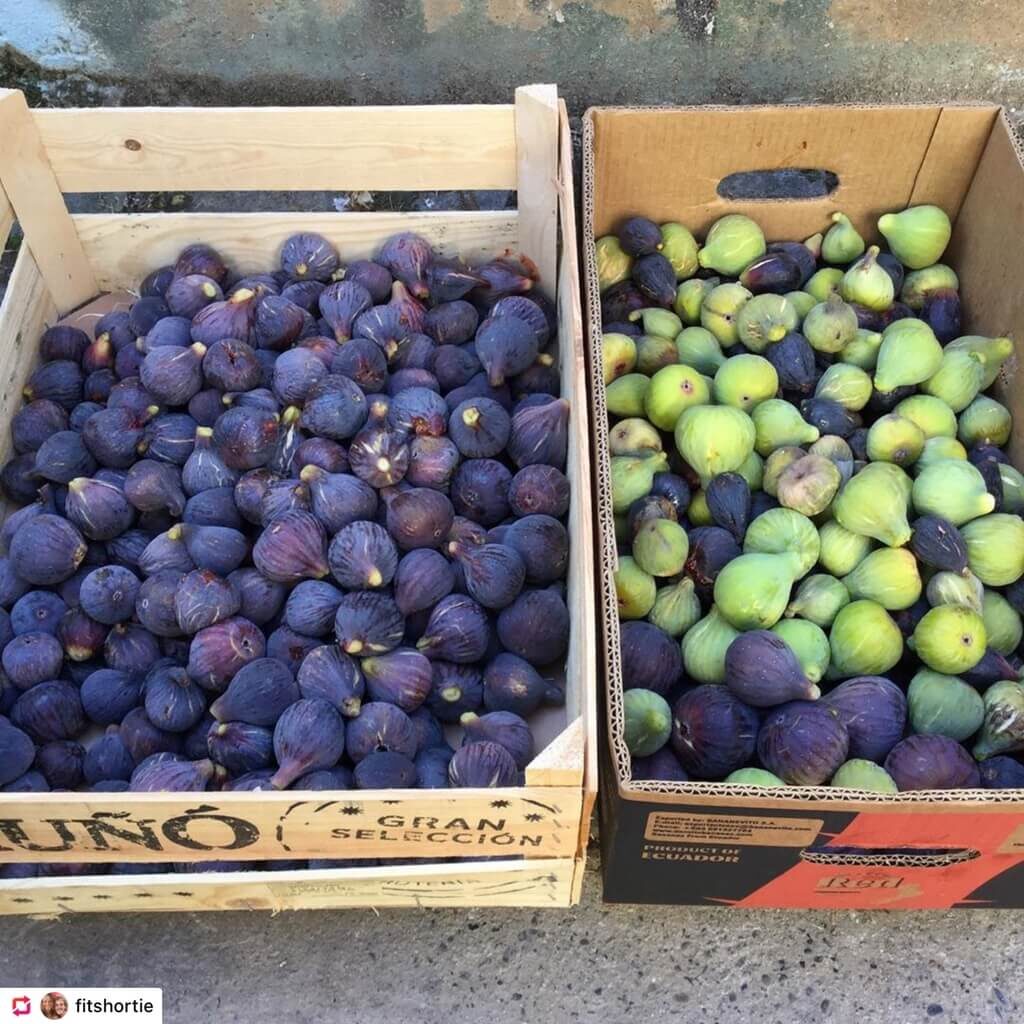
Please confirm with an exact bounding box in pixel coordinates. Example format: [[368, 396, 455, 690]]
[[0, 90, 98, 313], [514, 84, 559, 291], [73, 210, 519, 291], [524, 717, 585, 787], [0, 246, 58, 463], [0, 184, 13, 251], [33, 105, 518, 193], [0, 858, 579, 916]]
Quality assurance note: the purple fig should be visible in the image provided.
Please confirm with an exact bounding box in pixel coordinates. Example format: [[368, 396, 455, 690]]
[[292, 437, 348, 475], [83, 368, 116, 403], [504, 513, 569, 585], [124, 460, 185, 515], [347, 425, 410, 487], [393, 548, 455, 616], [57, 607, 108, 662], [433, 344, 482, 393], [271, 346, 327, 405], [181, 427, 240, 496], [962, 648, 1021, 689], [36, 739, 86, 789], [507, 397, 569, 470], [447, 397, 509, 459], [921, 288, 961, 344], [328, 521, 398, 591], [617, 215, 662, 256], [426, 256, 485, 303], [24, 360, 84, 411], [296, 644, 364, 716], [508, 464, 570, 518], [978, 756, 1024, 789], [511, 348, 560, 398], [187, 616, 266, 692], [228, 568, 286, 627], [725, 631, 818, 707], [473, 257, 536, 302], [139, 342, 207, 405], [3, 770, 50, 792], [115, 344, 146, 378], [12, 399, 68, 454], [142, 315, 192, 350], [403, 436, 459, 491], [632, 746, 690, 782], [134, 571, 185, 637], [428, 661, 483, 721], [448, 740, 517, 788], [330, 338, 388, 392], [361, 648, 432, 712], [282, 279, 327, 312], [138, 525, 194, 575], [175, 242, 227, 284], [491, 295, 551, 347], [0, 718, 36, 784], [884, 734, 980, 791], [253, 292, 308, 349], [231, 468, 277, 525], [64, 477, 135, 540], [300, 465, 378, 533], [11, 680, 85, 742], [392, 332, 437, 372], [208, 721, 274, 775], [632, 252, 677, 306], [177, 523, 248, 576], [377, 232, 432, 299], [449, 541, 525, 610], [212, 405, 279, 470], [281, 231, 339, 282], [10, 590, 67, 636], [190, 287, 260, 345], [334, 591, 404, 655], [475, 315, 539, 387], [386, 487, 454, 550], [271, 697, 346, 788], [620, 621, 683, 696], [444, 372, 512, 414], [253, 510, 329, 583], [202, 338, 261, 392], [103, 622, 160, 674], [351, 750, 416, 789], [319, 281, 373, 341], [281, 579, 342, 637], [482, 652, 560, 715], [299, 373, 368, 440], [424, 300, 478, 345], [266, 625, 320, 674], [33, 429, 96, 484], [683, 526, 742, 603], [416, 594, 489, 663], [822, 676, 907, 762], [173, 569, 240, 634], [496, 588, 569, 667], [130, 752, 216, 792], [140, 412, 198, 466], [166, 273, 222, 318], [672, 685, 760, 780], [120, 706, 183, 762], [343, 259, 393, 303], [461, 710, 533, 769], [757, 701, 850, 785], [1, 453, 41, 504], [83, 727, 135, 784], [80, 668, 141, 726], [295, 765, 353, 791], [41, 324, 90, 363], [9, 514, 86, 586], [387, 386, 448, 439], [416, 745, 453, 788], [450, 458, 511, 528], [210, 657, 298, 726]]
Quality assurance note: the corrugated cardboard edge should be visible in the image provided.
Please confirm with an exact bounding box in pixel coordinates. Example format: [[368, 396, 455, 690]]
[[582, 103, 1024, 811]]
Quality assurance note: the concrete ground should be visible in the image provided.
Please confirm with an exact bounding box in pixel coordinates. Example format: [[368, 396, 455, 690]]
[[3, 849, 1021, 1024]]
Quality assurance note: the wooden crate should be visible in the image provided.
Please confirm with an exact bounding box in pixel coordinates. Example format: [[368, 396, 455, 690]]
[[0, 85, 596, 913]]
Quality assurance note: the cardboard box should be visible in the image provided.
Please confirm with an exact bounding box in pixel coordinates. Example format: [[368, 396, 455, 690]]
[[583, 103, 1024, 909]]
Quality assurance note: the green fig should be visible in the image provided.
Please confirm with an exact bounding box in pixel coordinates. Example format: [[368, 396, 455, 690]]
[[814, 364, 873, 411], [878, 205, 951, 269], [674, 404, 756, 484], [786, 291, 818, 319], [776, 454, 842, 517], [999, 463, 1024, 514], [982, 590, 1023, 655], [945, 335, 1014, 390], [713, 354, 779, 412], [660, 222, 699, 280], [608, 417, 663, 456], [894, 395, 957, 440], [830, 759, 898, 793], [725, 767, 786, 787], [596, 235, 633, 291], [962, 513, 1024, 586], [821, 211, 865, 264], [735, 294, 799, 353], [817, 520, 874, 577], [644, 363, 710, 431], [648, 577, 702, 638], [606, 373, 651, 418], [908, 669, 984, 742], [752, 399, 819, 456], [912, 604, 986, 674], [744, 507, 821, 578], [871, 461, 914, 504], [674, 277, 718, 324], [900, 263, 959, 309], [921, 349, 985, 412], [682, 606, 739, 684], [634, 518, 689, 577], [687, 489, 713, 526], [629, 307, 683, 339], [623, 688, 673, 757], [809, 435, 855, 482], [736, 450, 765, 491], [841, 547, 922, 610], [803, 293, 859, 354], [926, 571, 984, 614], [634, 333, 679, 376], [602, 332, 637, 384], [833, 462, 912, 546], [804, 267, 844, 303], [973, 680, 1024, 760], [611, 451, 670, 512], [866, 413, 925, 467], [958, 396, 1012, 448], [700, 283, 752, 346], [697, 214, 766, 276], [714, 552, 800, 630], [763, 445, 808, 497], [675, 326, 726, 375], [840, 245, 894, 310], [786, 573, 850, 629], [873, 319, 942, 392], [912, 460, 996, 526], [614, 555, 657, 620], [915, 436, 967, 474], [771, 617, 830, 684], [828, 599, 903, 678], [840, 328, 883, 370]]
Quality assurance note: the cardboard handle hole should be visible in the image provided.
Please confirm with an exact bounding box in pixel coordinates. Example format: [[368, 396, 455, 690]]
[[800, 845, 980, 868], [717, 168, 839, 201]]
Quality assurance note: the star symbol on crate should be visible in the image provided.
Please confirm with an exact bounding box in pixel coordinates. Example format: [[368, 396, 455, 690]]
[[490, 799, 511, 808], [341, 804, 363, 815], [524, 812, 544, 822]]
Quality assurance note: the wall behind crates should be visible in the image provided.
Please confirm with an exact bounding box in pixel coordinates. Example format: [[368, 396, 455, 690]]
[[3, 0, 1024, 116]]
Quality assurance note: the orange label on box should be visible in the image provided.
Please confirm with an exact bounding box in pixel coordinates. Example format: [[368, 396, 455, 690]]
[[644, 812, 823, 847]]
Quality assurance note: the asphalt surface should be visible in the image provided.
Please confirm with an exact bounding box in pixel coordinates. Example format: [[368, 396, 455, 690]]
[[3, 850, 1021, 1024]]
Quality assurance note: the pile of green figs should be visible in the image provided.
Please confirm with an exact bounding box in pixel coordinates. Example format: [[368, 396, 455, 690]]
[[598, 206, 1024, 791]]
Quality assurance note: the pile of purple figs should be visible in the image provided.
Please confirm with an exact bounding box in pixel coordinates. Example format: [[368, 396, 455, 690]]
[[0, 231, 572, 812]]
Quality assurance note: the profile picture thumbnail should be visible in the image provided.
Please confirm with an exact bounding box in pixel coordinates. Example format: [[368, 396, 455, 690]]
[[40, 991, 69, 1020]]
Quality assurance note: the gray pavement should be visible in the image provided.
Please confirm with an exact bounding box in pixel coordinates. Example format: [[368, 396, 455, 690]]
[[3, 848, 1021, 1024]]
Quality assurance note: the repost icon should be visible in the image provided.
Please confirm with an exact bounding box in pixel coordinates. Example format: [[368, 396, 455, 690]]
[[11, 995, 31, 1016]]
